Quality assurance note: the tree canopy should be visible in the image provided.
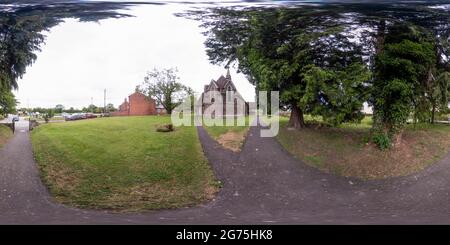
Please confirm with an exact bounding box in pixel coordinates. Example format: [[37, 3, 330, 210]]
[[138, 68, 193, 115], [194, 6, 375, 128], [0, 3, 132, 92], [0, 2, 133, 116], [372, 24, 437, 137], [184, 2, 450, 147], [0, 89, 17, 116]]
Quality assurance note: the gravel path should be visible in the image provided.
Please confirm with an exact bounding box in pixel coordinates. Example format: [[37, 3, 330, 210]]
[[0, 121, 450, 224]]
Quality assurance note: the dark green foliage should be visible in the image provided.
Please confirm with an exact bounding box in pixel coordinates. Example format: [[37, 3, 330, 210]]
[[138, 68, 193, 115], [0, 17, 47, 91], [0, 3, 132, 91], [414, 97, 432, 123], [86, 104, 97, 113], [187, 4, 450, 150], [373, 78, 414, 133], [432, 71, 450, 121], [54, 104, 64, 114], [372, 23, 437, 137], [372, 133, 391, 150], [0, 89, 17, 116], [200, 8, 371, 128], [43, 109, 55, 123], [106, 103, 116, 112], [301, 63, 371, 126]]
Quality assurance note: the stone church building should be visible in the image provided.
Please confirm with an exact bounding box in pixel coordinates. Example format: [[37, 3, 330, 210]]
[[201, 70, 248, 116]]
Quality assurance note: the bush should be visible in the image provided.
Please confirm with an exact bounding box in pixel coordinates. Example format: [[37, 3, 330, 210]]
[[372, 133, 391, 150], [43, 109, 55, 123]]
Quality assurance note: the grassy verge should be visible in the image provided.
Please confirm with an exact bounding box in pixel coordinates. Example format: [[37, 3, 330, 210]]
[[277, 116, 450, 180], [0, 124, 13, 148], [31, 116, 219, 211], [202, 116, 252, 152]]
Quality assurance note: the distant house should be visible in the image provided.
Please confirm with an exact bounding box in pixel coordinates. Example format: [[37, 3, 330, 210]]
[[112, 91, 156, 116], [362, 102, 373, 115], [201, 70, 249, 116]]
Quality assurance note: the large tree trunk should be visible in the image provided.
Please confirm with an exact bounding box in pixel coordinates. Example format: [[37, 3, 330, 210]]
[[392, 129, 404, 147], [288, 103, 306, 129], [375, 20, 386, 54]]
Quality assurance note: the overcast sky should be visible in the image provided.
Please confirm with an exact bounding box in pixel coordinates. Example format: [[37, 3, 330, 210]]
[[14, 3, 256, 109]]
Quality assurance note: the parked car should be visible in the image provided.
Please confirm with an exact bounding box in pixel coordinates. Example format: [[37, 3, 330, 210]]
[[64, 114, 75, 121], [65, 113, 85, 121], [12, 116, 19, 122], [85, 113, 97, 119], [65, 113, 97, 121]]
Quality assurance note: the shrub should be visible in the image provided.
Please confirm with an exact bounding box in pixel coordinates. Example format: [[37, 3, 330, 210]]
[[42, 109, 55, 123], [372, 133, 391, 150]]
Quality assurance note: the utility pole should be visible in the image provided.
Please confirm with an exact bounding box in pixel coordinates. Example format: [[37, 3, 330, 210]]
[[104, 89, 107, 114], [91, 97, 93, 113]]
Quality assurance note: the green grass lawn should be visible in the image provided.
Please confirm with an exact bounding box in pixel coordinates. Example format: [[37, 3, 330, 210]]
[[277, 116, 450, 179], [202, 116, 252, 152], [0, 124, 12, 148], [31, 116, 218, 211]]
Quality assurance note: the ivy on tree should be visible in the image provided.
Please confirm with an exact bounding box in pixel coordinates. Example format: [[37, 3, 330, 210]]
[[371, 23, 445, 145]]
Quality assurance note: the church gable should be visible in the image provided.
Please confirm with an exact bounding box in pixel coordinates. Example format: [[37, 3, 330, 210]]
[[200, 70, 249, 116], [223, 79, 236, 92], [204, 70, 237, 93], [207, 79, 218, 91]]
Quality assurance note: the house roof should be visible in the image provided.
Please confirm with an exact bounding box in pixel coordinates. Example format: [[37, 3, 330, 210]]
[[130, 91, 146, 97], [129, 91, 155, 102]]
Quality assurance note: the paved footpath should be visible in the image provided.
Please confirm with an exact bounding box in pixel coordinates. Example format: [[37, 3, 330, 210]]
[[1, 121, 450, 224]]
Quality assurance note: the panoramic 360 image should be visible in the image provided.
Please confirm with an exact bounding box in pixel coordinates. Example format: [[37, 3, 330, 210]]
[[1, 0, 450, 232]]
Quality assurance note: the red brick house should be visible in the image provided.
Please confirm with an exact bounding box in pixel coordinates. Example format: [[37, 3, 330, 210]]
[[112, 91, 157, 116]]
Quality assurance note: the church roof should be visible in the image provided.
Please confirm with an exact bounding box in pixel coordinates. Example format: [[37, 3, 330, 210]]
[[204, 70, 236, 92], [216, 75, 228, 89]]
